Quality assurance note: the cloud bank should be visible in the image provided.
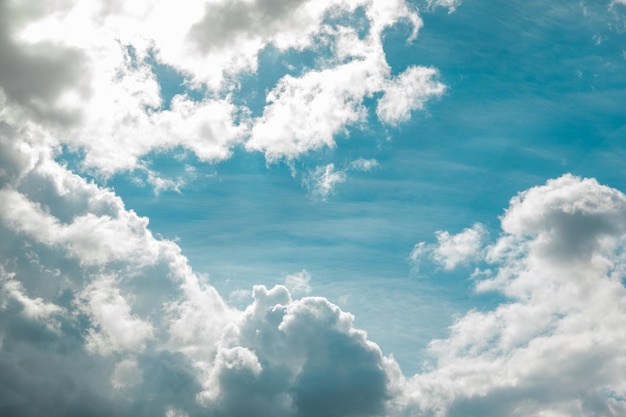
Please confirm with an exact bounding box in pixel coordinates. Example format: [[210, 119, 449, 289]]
[[2, 120, 626, 416]]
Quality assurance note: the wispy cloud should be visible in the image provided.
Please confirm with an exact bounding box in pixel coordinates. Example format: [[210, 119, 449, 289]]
[[304, 163, 347, 200]]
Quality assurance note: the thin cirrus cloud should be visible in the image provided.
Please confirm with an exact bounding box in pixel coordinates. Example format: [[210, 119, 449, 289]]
[[1, 1, 626, 417]]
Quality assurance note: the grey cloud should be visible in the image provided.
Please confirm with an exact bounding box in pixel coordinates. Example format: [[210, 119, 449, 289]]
[[0, 136, 398, 417], [188, 0, 309, 53], [200, 286, 392, 417], [500, 175, 626, 264], [0, 123, 34, 187], [0, 2, 89, 125]]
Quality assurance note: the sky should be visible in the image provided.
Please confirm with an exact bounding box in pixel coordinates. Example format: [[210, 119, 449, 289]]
[[1, 0, 626, 416]]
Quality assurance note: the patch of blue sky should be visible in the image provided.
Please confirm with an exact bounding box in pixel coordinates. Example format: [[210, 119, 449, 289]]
[[229, 44, 326, 117], [147, 54, 205, 110], [227, 6, 373, 116], [323, 4, 371, 40]]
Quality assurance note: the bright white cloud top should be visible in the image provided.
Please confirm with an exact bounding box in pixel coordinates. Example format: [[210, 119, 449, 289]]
[[1, 0, 626, 416]]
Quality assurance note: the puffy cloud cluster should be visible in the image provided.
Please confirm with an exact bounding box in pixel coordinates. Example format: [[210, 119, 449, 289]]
[[198, 285, 394, 417], [2, 0, 626, 416], [0, 0, 444, 177], [0, 128, 398, 417], [3, 113, 626, 417], [402, 175, 626, 417]]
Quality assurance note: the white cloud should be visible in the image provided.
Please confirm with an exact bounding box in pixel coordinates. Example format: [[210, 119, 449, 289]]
[[3, 112, 626, 417], [0, 0, 439, 178], [400, 175, 626, 417], [79, 275, 155, 355], [376, 66, 446, 126], [247, 59, 373, 160], [0, 265, 63, 331], [5, 1, 626, 416], [304, 163, 347, 200], [411, 223, 487, 271], [0, 186, 165, 267]]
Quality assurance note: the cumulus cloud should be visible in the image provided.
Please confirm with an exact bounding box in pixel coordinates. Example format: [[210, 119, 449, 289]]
[[0, 1, 89, 125], [3, 106, 626, 417], [0, 0, 442, 177], [198, 285, 394, 417], [400, 175, 626, 417], [247, 61, 371, 160], [3, 1, 626, 416], [0, 124, 406, 416], [411, 223, 487, 271]]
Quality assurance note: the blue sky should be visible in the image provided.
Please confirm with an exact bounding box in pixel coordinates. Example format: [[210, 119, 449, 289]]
[[2, 0, 626, 416]]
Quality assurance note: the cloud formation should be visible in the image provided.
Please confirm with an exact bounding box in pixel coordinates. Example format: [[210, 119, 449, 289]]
[[411, 223, 487, 272], [402, 175, 626, 417], [3, 108, 626, 417], [2, 1, 626, 416], [0, 0, 444, 176]]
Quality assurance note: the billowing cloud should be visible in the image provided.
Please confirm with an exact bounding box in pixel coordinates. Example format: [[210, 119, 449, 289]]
[[0, 119, 399, 417], [198, 285, 394, 417], [2, 0, 626, 416], [0, 0, 443, 177], [400, 175, 626, 417], [3, 107, 626, 417]]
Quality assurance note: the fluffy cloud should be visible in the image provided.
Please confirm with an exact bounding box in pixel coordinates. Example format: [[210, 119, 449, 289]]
[[411, 223, 487, 271], [0, 0, 443, 177], [401, 175, 626, 417], [3, 1, 626, 416], [0, 123, 400, 417], [376, 66, 446, 126], [198, 285, 394, 417], [3, 109, 626, 417]]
